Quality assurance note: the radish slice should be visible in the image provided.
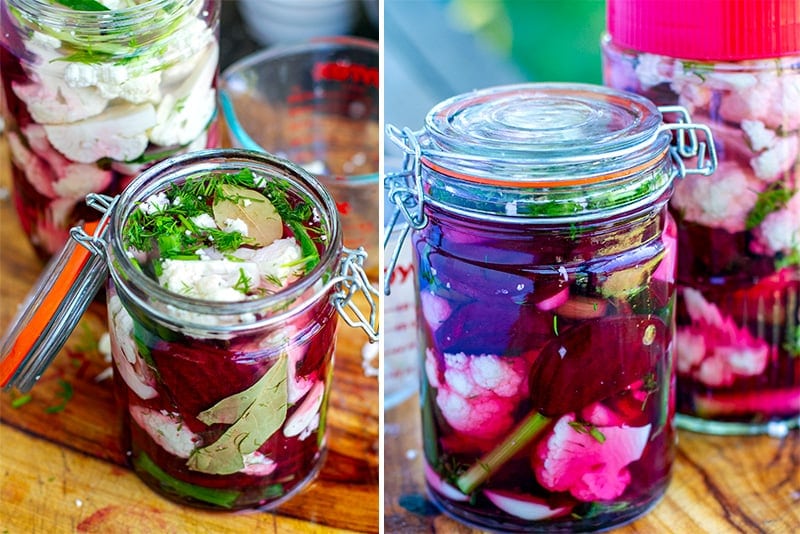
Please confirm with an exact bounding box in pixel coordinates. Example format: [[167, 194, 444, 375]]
[[424, 462, 469, 502], [535, 286, 570, 311], [483, 489, 572, 520]]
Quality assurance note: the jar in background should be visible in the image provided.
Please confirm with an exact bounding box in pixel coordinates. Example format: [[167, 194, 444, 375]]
[[0, 0, 221, 259], [603, 0, 800, 436], [386, 84, 716, 531]]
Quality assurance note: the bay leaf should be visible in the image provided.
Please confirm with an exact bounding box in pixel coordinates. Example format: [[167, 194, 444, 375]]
[[187, 352, 288, 475], [213, 184, 282, 247]]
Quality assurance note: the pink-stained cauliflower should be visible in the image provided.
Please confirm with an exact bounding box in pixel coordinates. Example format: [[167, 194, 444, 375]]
[[672, 161, 764, 233], [749, 134, 799, 184], [420, 291, 452, 332], [676, 288, 770, 387], [751, 191, 800, 257], [129, 405, 201, 459], [633, 53, 674, 89], [240, 451, 277, 476], [426, 349, 528, 440], [532, 412, 651, 502], [652, 213, 677, 284], [109, 295, 159, 400]]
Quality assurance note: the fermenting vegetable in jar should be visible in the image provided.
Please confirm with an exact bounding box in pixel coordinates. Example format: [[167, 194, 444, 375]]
[[603, 0, 800, 436], [386, 83, 717, 532], [0, 0, 221, 259], [0, 149, 378, 511]]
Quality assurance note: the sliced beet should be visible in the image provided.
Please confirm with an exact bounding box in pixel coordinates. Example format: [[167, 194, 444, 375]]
[[529, 316, 666, 417]]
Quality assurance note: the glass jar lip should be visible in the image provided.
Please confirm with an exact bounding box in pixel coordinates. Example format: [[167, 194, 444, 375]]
[[107, 148, 343, 322], [422, 82, 670, 186]]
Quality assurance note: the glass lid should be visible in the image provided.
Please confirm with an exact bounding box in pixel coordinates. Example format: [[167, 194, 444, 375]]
[[421, 83, 671, 185]]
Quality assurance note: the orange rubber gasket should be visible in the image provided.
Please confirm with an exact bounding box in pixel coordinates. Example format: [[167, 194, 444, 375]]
[[0, 221, 99, 387], [419, 146, 669, 188]]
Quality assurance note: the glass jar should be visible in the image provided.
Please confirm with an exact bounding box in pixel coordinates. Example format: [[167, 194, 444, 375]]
[[386, 83, 716, 532], [603, 0, 800, 436], [0, 149, 378, 511], [0, 0, 221, 259]]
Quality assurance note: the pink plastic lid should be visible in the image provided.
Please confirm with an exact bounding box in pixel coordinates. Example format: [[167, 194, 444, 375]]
[[607, 0, 800, 61]]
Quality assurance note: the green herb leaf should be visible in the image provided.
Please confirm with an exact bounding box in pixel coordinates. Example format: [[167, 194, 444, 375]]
[[134, 451, 240, 508], [746, 184, 794, 230], [288, 220, 320, 273], [45, 379, 73, 414], [54, 0, 110, 12], [188, 353, 289, 475], [11, 394, 32, 409]]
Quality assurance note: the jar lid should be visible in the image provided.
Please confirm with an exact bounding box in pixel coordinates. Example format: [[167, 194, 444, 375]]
[[0, 219, 110, 392], [421, 83, 670, 187], [607, 0, 800, 61]]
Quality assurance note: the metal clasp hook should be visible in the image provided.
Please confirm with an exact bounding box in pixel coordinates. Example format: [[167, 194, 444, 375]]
[[333, 247, 379, 342], [70, 193, 118, 259], [658, 106, 718, 178]]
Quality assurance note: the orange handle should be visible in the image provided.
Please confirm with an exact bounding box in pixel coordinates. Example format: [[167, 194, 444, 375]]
[[0, 221, 99, 387]]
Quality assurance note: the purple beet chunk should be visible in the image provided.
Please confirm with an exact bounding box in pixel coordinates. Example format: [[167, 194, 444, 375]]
[[529, 316, 667, 417], [151, 339, 270, 420]]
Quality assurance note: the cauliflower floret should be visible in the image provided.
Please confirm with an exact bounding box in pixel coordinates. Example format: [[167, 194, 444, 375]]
[[232, 238, 304, 286], [64, 62, 162, 104], [109, 295, 158, 400], [283, 380, 324, 440], [633, 53, 672, 89], [676, 288, 770, 387], [12, 76, 108, 125], [191, 213, 217, 229], [672, 161, 763, 233], [750, 134, 799, 183], [419, 290, 451, 333], [43, 103, 157, 163], [148, 42, 218, 147], [129, 405, 200, 459], [222, 217, 249, 236], [533, 413, 651, 502], [158, 259, 260, 301], [751, 191, 800, 256], [7, 130, 57, 198], [427, 349, 527, 440], [20, 124, 113, 199], [741, 119, 777, 152], [240, 451, 277, 476]]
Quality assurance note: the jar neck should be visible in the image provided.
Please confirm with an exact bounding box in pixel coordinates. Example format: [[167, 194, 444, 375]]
[[420, 152, 675, 224], [6, 0, 218, 58], [106, 149, 342, 336]]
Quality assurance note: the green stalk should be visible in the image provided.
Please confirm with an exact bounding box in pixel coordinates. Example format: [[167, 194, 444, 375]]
[[456, 411, 551, 494]]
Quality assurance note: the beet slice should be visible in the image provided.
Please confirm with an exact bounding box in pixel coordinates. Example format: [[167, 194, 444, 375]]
[[456, 316, 667, 494]]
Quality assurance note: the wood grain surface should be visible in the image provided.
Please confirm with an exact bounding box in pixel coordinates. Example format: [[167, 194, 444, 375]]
[[385, 393, 800, 533], [0, 136, 379, 533]]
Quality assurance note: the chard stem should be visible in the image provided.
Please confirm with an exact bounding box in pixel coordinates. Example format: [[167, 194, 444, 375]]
[[456, 411, 551, 494]]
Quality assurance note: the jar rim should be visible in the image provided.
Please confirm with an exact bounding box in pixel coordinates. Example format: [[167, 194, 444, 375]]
[[421, 83, 670, 186], [107, 148, 343, 332]]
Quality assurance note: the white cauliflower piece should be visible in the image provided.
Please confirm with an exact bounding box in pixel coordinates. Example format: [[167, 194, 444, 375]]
[[64, 62, 162, 104], [741, 119, 777, 152], [672, 161, 763, 233], [750, 134, 799, 183], [158, 259, 260, 301], [232, 238, 304, 286], [763, 72, 800, 132], [7, 131, 57, 198], [751, 191, 800, 256], [239, 451, 277, 476], [191, 213, 217, 229], [22, 123, 114, 199], [222, 217, 249, 236], [108, 295, 158, 400], [633, 53, 672, 89], [159, 19, 216, 86], [139, 191, 170, 214], [283, 380, 324, 439], [12, 76, 108, 125], [148, 42, 218, 147], [44, 103, 157, 163], [129, 405, 200, 459]]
